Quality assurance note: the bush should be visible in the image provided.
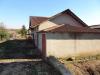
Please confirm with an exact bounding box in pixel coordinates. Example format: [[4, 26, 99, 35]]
[[0, 22, 9, 40], [19, 25, 27, 38]]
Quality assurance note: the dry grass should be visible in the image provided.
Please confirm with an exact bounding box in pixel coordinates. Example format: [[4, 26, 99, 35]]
[[0, 59, 42, 63], [59, 55, 100, 75]]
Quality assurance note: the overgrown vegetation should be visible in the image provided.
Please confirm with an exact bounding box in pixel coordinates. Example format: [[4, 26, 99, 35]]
[[62, 60, 100, 75], [18, 25, 27, 38], [75, 54, 100, 61], [0, 22, 9, 40], [58, 54, 100, 63], [0, 39, 41, 58], [59, 55, 100, 75]]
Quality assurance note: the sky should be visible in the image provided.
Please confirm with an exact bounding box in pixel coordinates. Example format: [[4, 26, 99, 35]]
[[0, 0, 100, 29]]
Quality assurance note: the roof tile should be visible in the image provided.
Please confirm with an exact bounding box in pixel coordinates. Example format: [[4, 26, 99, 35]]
[[30, 16, 49, 28], [39, 24, 100, 33]]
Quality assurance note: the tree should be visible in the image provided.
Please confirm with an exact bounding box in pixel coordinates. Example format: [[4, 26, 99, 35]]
[[20, 25, 27, 38], [0, 22, 8, 40]]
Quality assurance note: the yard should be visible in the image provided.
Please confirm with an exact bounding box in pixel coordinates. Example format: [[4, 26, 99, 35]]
[[0, 39, 41, 58], [0, 60, 61, 75], [59, 57, 100, 75], [0, 39, 61, 75]]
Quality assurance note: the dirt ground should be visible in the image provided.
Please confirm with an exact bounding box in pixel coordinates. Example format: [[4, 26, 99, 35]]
[[0, 60, 61, 75], [61, 60, 100, 75], [0, 40, 61, 75]]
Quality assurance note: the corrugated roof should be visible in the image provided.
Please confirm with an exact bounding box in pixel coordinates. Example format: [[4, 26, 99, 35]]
[[39, 24, 100, 33], [29, 16, 49, 28]]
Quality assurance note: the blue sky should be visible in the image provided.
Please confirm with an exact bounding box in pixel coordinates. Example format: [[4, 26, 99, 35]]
[[0, 0, 100, 29]]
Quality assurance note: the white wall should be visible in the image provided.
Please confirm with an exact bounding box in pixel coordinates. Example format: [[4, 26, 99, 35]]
[[39, 21, 57, 31], [46, 33, 75, 57], [76, 33, 100, 56], [34, 32, 37, 46], [50, 14, 84, 27], [37, 33, 42, 52], [38, 13, 84, 31], [46, 33, 100, 58]]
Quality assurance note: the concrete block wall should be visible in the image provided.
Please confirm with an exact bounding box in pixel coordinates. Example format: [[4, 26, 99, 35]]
[[46, 33, 100, 58]]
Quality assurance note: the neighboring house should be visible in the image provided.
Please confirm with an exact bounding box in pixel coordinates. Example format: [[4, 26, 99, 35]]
[[90, 25, 100, 30], [29, 9, 100, 58], [29, 16, 49, 45]]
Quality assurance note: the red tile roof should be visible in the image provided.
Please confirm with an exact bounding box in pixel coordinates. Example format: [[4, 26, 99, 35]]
[[29, 9, 88, 29], [29, 16, 49, 28], [39, 24, 100, 33]]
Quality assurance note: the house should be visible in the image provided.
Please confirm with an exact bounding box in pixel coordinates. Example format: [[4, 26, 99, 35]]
[[90, 25, 100, 30], [29, 9, 100, 58]]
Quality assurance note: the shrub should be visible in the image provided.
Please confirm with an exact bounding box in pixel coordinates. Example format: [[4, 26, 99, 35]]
[[0, 23, 9, 40]]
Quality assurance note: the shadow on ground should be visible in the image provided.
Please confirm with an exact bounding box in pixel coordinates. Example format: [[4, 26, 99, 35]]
[[0, 39, 41, 59], [0, 61, 61, 75]]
